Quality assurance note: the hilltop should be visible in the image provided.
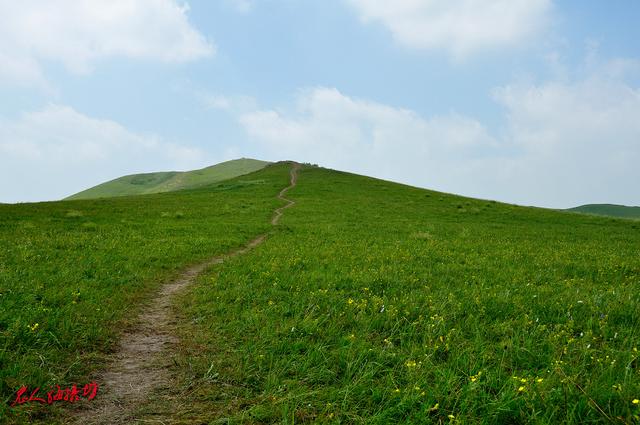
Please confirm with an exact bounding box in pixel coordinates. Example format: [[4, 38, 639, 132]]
[[65, 158, 270, 200], [568, 203, 640, 219]]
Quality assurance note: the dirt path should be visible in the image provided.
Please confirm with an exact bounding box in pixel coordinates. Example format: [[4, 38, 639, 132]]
[[73, 162, 300, 424], [272, 162, 300, 225]]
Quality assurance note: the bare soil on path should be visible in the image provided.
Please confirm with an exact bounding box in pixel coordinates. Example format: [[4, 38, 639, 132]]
[[73, 162, 301, 424]]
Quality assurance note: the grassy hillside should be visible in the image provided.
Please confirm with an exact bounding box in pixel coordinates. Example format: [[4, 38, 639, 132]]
[[3, 164, 640, 423], [0, 163, 291, 423], [151, 166, 639, 424], [66, 158, 270, 200], [569, 204, 640, 220]]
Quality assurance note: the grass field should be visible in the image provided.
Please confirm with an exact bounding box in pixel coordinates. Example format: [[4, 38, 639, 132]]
[[66, 158, 270, 200], [145, 166, 639, 424], [0, 163, 290, 423], [2, 163, 640, 423], [569, 204, 640, 220]]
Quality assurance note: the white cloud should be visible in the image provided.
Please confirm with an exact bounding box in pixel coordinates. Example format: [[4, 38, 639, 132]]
[[240, 87, 497, 193], [0, 0, 213, 86], [491, 76, 640, 207], [199, 93, 258, 113], [227, 0, 252, 13], [0, 105, 209, 202], [347, 0, 552, 58], [238, 77, 640, 208]]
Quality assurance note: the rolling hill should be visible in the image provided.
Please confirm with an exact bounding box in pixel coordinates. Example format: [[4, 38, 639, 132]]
[[65, 158, 270, 200], [2, 162, 639, 423], [568, 203, 640, 219]]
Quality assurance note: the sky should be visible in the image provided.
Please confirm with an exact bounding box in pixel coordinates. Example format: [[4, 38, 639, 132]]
[[1, 0, 639, 208]]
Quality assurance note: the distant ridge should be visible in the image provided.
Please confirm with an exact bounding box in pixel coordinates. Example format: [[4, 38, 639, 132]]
[[568, 204, 640, 219], [66, 158, 270, 200]]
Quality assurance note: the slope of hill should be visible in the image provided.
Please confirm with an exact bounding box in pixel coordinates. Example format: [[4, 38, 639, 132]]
[[0, 162, 291, 424], [66, 158, 270, 200], [2, 163, 639, 424], [163, 167, 639, 424], [569, 203, 640, 219]]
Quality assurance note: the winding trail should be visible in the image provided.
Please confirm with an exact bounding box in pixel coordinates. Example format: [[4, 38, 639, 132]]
[[271, 162, 300, 225], [74, 162, 300, 424]]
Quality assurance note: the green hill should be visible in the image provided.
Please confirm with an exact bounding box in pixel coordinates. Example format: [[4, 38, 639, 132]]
[[65, 158, 270, 200], [568, 203, 640, 219], [2, 163, 639, 423]]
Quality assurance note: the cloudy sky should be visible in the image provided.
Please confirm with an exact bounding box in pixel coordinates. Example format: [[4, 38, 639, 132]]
[[1, 0, 639, 208]]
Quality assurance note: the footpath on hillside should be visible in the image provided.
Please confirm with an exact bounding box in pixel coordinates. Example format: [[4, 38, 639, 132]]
[[73, 162, 301, 424]]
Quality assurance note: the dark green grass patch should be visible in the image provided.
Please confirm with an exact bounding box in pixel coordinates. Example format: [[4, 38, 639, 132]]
[[0, 163, 291, 423], [163, 166, 640, 424]]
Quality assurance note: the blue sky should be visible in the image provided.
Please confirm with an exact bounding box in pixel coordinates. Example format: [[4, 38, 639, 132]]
[[1, 0, 639, 208]]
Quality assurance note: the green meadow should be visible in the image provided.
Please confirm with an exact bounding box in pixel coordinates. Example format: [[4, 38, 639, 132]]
[[0, 163, 289, 423], [161, 166, 639, 423], [2, 162, 639, 423]]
